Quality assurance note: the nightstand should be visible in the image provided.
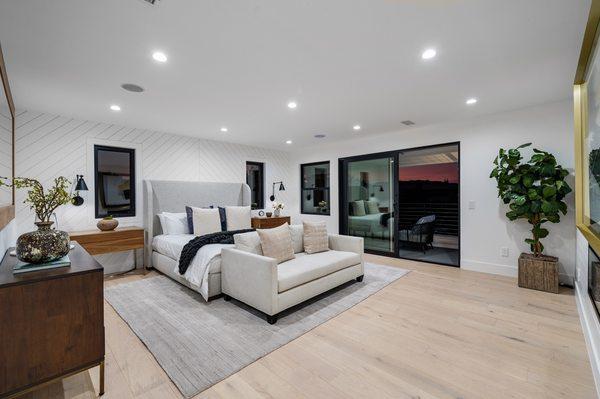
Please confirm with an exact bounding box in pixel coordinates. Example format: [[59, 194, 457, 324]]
[[251, 216, 291, 229], [68, 226, 145, 270]]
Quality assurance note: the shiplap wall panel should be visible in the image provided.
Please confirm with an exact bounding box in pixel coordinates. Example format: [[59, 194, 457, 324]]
[[14, 109, 292, 273], [0, 105, 12, 204]]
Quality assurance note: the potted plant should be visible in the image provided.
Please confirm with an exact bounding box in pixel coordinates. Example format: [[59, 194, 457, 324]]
[[272, 201, 285, 217], [490, 143, 571, 293], [0, 176, 72, 263]]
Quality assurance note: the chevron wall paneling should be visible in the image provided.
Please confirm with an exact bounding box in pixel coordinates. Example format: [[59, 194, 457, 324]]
[[14, 110, 293, 273]]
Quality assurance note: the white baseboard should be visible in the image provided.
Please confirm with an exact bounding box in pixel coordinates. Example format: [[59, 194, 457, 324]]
[[461, 259, 517, 277], [461, 259, 574, 285], [575, 283, 600, 398]]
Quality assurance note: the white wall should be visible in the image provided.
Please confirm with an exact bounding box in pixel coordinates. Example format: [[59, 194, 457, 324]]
[[14, 109, 293, 273], [289, 100, 576, 282], [575, 231, 600, 395]]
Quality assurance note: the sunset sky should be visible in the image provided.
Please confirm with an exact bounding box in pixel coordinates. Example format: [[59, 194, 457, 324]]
[[399, 163, 459, 183]]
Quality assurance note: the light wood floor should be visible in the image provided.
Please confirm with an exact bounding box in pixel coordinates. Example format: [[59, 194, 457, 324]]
[[19, 254, 597, 399]]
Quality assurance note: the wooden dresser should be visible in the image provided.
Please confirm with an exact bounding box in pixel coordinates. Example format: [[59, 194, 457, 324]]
[[0, 243, 105, 398], [251, 216, 291, 229]]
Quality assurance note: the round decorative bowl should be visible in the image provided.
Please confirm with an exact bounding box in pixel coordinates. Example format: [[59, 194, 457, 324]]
[[97, 218, 119, 231], [16, 221, 70, 264]]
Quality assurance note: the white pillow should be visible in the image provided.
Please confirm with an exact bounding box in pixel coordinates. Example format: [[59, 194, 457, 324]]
[[158, 212, 189, 235], [289, 224, 304, 254], [225, 206, 251, 230], [234, 231, 263, 255], [191, 207, 222, 236]]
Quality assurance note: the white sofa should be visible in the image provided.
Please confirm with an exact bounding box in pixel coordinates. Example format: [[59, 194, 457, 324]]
[[221, 228, 364, 324]]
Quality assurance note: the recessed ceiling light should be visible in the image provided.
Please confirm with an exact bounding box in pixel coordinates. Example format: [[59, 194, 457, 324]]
[[286, 140, 293, 144], [152, 51, 168, 63], [422, 48, 437, 60], [466, 98, 478, 105], [353, 125, 361, 131], [220, 127, 228, 132], [110, 104, 121, 111], [287, 101, 298, 109]]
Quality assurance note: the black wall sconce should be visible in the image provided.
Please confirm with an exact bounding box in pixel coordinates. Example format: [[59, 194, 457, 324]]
[[370, 184, 384, 197], [72, 174, 89, 206], [269, 181, 285, 201]]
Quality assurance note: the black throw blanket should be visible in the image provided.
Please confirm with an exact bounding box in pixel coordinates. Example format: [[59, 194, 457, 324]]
[[178, 229, 255, 275]]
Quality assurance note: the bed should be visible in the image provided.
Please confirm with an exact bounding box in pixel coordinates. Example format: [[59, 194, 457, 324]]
[[144, 180, 251, 300], [348, 213, 393, 238]]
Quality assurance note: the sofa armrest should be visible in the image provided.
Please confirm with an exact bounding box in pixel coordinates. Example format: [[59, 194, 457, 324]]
[[329, 234, 364, 257], [221, 248, 279, 315]]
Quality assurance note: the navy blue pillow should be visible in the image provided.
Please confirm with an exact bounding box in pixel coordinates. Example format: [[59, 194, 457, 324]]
[[185, 205, 227, 233]]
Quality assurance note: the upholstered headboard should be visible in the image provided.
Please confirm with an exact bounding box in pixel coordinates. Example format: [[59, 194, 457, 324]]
[[143, 180, 251, 266]]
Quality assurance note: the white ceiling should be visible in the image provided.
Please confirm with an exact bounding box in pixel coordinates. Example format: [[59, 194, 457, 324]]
[[0, 0, 590, 150]]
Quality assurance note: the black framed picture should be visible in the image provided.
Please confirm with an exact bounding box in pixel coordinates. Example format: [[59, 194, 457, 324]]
[[301, 161, 330, 215], [94, 145, 136, 218]]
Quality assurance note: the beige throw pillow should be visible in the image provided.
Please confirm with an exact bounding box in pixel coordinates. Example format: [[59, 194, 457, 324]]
[[191, 207, 222, 236], [257, 223, 295, 264], [352, 200, 366, 216], [366, 199, 379, 214], [303, 221, 329, 254]]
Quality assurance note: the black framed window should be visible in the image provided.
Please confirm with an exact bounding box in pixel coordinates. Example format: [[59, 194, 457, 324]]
[[94, 145, 136, 218], [246, 161, 264, 210], [301, 161, 330, 215]]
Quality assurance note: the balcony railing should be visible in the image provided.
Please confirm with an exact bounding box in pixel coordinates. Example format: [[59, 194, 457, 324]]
[[397, 202, 459, 236]]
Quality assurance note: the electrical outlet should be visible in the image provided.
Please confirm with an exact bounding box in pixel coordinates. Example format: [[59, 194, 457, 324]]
[[501, 247, 509, 257], [468, 200, 476, 210]]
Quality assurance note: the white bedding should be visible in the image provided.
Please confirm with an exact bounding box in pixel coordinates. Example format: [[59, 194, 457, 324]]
[[349, 213, 393, 235], [152, 234, 233, 300]]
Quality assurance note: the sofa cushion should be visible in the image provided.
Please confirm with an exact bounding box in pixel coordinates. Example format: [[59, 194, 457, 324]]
[[303, 221, 329, 254], [234, 231, 263, 255], [289, 224, 304, 253], [257, 223, 295, 264], [277, 250, 361, 292]]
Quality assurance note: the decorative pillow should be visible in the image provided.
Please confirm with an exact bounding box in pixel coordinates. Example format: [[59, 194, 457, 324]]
[[234, 231, 263, 255], [366, 199, 379, 215], [303, 221, 329, 254], [158, 212, 189, 235], [186, 205, 227, 232], [352, 200, 366, 216], [257, 223, 295, 264], [190, 207, 222, 236], [289, 224, 304, 254], [225, 206, 251, 230]]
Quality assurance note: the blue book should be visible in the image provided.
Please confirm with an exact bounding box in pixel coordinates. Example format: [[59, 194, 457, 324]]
[[13, 255, 71, 274]]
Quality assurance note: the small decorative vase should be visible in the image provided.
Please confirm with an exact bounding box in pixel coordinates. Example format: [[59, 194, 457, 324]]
[[274, 209, 281, 217], [16, 221, 70, 264], [97, 218, 119, 231]]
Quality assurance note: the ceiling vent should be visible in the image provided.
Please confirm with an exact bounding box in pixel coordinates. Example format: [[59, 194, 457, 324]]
[[401, 120, 415, 126], [121, 83, 145, 93]]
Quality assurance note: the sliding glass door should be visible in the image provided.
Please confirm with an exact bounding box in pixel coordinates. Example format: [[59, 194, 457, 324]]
[[339, 142, 460, 267], [339, 153, 397, 255]]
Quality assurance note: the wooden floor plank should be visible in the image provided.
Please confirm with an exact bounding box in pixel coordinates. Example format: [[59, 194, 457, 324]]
[[14, 254, 597, 399]]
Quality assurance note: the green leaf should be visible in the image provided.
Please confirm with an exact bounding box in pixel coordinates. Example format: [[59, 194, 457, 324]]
[[533, 227, 549, 238], [527, 189, 539, 199], [517, 143, 532, 149], [542, 186, 556, 198], [509, 175, 521, 184], [522, 175, 534, 187], [514, 196, 526, 206]]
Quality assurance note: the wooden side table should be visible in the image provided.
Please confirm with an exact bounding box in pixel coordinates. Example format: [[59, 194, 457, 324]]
[[0, 243, 105, 398], [68, 226, 145, 270], [251, 216, 291, 229]]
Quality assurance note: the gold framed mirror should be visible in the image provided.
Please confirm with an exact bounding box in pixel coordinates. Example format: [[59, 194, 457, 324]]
[[0, 41, 15, 230]]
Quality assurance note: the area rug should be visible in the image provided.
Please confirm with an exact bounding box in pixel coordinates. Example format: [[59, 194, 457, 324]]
[[104, 262, 409, 398]]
